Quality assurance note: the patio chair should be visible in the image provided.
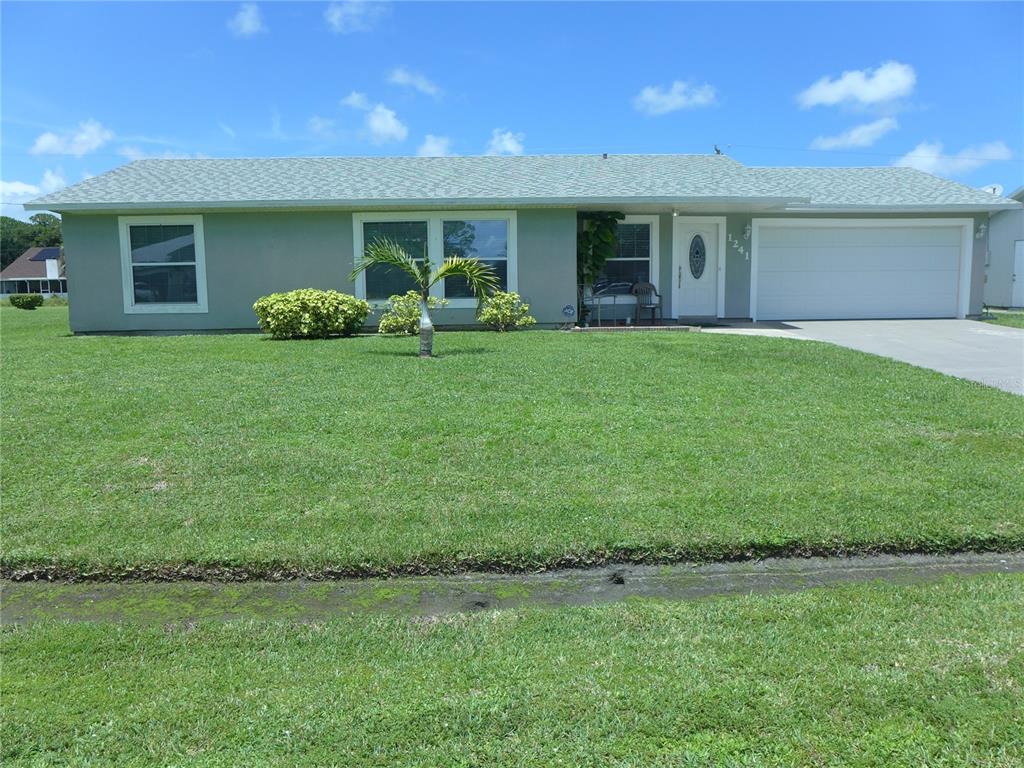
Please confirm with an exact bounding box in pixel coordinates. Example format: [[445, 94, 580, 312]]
[[630, 282, 662, 325]]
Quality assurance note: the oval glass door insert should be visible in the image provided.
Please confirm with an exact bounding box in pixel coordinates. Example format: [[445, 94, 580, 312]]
[[689, 235, 706, 279]]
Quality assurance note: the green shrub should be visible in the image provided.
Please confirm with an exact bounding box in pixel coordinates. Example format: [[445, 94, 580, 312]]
[[252, 289, 370, 339], [478, 291, 536, 331], [378, 291, 448, 335], [9, 294, 44, 310]]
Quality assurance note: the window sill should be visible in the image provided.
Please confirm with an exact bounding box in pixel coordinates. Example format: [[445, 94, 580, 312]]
[[124, 303, 209, 314]]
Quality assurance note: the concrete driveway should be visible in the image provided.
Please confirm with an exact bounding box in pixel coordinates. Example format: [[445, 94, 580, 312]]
[[708, 319, 1024, 395]]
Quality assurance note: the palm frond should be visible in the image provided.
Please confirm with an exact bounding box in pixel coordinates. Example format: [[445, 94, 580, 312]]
[[350, 238, 429, 289], [429, 257, 500, 297]]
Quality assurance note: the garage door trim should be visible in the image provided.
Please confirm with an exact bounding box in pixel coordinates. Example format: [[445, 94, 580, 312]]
[[749, 218, 974, 322]]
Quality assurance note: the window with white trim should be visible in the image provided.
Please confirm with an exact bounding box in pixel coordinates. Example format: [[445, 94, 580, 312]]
[[362, 220, 429, 300], [119, 215, 208, 313], [442, 219, 509, 297], [353, 211, 516, 305], [595, 216, 657, 295]]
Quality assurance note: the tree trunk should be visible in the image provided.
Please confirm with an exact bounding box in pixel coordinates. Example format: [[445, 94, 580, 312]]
[[418, 298, 434, 358]]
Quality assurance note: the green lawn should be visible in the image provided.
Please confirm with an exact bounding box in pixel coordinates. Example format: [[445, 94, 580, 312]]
[[981, 308, 1024, 329], [3, 306, 1023, 576], [3, 575, 1022, 766]]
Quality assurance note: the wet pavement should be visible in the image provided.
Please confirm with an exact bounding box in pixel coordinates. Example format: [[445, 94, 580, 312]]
[[3, 552, 1021, 625]]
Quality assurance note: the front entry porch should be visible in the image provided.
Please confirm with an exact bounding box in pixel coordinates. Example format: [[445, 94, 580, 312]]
[[578, 214, 728, 326]]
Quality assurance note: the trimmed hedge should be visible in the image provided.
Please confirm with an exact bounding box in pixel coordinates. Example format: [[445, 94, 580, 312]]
[[478, 291, 536, 331], [378, 291, 447, 335], [9, 294, 44, 310], [253, 289, 370, 339]]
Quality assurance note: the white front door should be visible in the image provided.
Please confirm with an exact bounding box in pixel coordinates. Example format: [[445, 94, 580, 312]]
[[673, 219, 721, 317], [1013, 240, 1024, 308]]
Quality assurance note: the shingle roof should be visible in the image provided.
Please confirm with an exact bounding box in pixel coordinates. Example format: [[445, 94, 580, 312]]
[[23, 154, 1021, 212], [750, 166, 1019, 209], [0, 247, 62, 280]]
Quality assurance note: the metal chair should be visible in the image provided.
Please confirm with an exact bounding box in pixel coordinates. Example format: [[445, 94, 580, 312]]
[[580, 282, 631, 326], [630, 282, 662, 325]]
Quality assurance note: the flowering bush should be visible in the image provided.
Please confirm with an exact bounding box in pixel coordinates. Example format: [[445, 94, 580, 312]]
[[9, 294, 44, 310], [252, 289, 370, 339], [477, 291, 536, 331], [378, 291, 448, 335]]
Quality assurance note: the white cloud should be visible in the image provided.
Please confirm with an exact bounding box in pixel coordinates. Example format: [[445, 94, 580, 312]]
[[485, 129, 525, 156], [0, 169, 66, 219], [341, 91, 371, 110], [894, 140, 1013, 176], [307, 115, 336, 138], [417, 134, 453, 157], [798, 61, 916, 109], [810, 117, 899, 150], [218, 121, 236, 139], [30, 119, 113, 157], [388, 67, 440, 97], [325, 0, 386, 33], [227, 3, 266, 37], [342, 92, 407, 144], [118, 146, 208, 161], [632, 81, 716, 116], [366, 104, 407, 144]]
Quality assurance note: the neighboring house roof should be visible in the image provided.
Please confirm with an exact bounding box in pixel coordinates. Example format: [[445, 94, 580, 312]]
[[0, 247, 62, 280], [1009, 185, 1024, 202], [27, 246, 61, 262], [23, 154, 1022, 213]]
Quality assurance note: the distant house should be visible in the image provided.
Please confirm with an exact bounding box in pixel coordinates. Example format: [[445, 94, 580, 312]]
[[0, 246, 67, 297], [985, 185, 1024, 308], [22, 155, 1021, 333]]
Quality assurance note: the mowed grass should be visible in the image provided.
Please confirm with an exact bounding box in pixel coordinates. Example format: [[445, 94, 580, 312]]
[[982, 308, 1024, 329], [4, 575, 1023, 766], [2, 306, 1023, 574]]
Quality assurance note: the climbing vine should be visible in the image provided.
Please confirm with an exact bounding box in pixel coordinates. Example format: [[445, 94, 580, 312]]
[[576, 211, 624, 288]]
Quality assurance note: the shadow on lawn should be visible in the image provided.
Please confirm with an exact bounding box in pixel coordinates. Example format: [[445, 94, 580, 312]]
[[364, 345, 494, 358]]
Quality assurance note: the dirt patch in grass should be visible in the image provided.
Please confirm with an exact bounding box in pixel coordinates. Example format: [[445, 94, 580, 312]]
[[4, 537, 1022, 583], [4, 553, 1022, 626]]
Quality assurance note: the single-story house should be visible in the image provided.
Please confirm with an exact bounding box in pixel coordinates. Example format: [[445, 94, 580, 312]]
[[984, 184, 1024, 309], [23, 154, 1022, 333], [0, 246, 67, 298]]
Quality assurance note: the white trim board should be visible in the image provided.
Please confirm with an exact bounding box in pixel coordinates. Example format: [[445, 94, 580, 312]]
[[672, 216, 726, 318], [352, 210, 517, 308], [118, 214, 208, 314], [749, 217, 974, 321]]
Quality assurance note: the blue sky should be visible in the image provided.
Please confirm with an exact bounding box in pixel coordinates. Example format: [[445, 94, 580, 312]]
[[2, 1, 1021, 218]]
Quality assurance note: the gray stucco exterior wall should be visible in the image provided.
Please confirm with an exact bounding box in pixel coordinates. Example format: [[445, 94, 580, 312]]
[[62, 206, 988, 333], [63, 212, 355, 333], [985, 209, 1024, 307], [62, 208, 578, 333]]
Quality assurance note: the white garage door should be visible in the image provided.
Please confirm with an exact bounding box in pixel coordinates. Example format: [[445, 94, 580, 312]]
[[753, 221, 966, 320]]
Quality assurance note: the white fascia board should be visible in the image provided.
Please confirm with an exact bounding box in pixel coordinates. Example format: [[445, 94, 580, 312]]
[[24, 195, 812, 213], [782, 203, 1023, 214]]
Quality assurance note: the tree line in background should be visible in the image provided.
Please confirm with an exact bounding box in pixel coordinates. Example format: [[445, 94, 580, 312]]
[[1, 214, 62, 269]]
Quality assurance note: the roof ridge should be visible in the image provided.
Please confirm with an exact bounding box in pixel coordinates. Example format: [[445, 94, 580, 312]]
[[126, 152, 736, 162]]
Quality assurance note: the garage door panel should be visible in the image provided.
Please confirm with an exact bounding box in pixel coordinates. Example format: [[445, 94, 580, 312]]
[[758, 245, 960, 273], [754, 222, 963, 320], [757, 293, 960, 320], [760, 225, 962, 249], [759, 269, 959, 299]]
